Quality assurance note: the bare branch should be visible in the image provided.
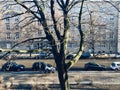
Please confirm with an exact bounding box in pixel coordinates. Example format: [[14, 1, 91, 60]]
[[104, 0, 120, 12], [50, 0, 61, 40], [0, 12, 24, 20], [1, 37, 46, 59], [66, 0, 85, 70]]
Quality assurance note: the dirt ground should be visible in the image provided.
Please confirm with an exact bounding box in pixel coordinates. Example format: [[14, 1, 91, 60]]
[[0, 71, 120, 90]]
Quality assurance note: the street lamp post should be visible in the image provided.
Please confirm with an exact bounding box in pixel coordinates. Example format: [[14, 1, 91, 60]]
[[89, 11, 95, 57]]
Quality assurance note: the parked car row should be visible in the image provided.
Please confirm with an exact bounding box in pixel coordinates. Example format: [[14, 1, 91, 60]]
[[1, 61, 120, 72], [1, 61, 56, 73], [84, 62, 120, 71], [66, 52, 91, 59]]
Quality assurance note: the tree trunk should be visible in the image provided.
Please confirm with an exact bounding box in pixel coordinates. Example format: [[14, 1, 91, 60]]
[[55, 57, 70, 90], [57, 65, 70, 90], [58, 71, 69, 90]]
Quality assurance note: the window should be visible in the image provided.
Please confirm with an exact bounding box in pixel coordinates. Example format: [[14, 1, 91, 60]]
[[15, 24, 19, 30], [15, 32, 19, 39], [102, 7, 107, 12], [4, 5, 10, 10], [117, 64, 120, 66], [102, 17, 107, 23], [6, 23, 10, 30], [101, 43, 105, 47], [98, 25, 106, 30], [99, 7, 107, 12], [98, 42, 106, 48], [14, 5, 19, 11], [15, 17, 19, 23], [103, 34, 106, 39], [111, 63, 115, 67], [110, 32, 114, 39], [38, 30, 42, 35], [5, 18, 10, 23], [6, 43, 11, 49], [82, 25, 85, 31], [6, 32, 11, 39], [110, 16, 114, 21]]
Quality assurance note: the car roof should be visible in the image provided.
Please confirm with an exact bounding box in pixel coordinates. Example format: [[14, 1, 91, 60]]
[[87, 62, 97, 64], [86, 62, 99, 65]]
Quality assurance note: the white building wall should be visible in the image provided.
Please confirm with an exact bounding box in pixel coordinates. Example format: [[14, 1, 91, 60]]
[[117, 4, 120, 53]]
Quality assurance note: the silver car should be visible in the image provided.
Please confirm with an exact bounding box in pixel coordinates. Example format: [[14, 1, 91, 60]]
[[110, 62, 120, 70]]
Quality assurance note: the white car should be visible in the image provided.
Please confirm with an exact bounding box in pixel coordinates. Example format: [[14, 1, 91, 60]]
[[115, 54, 120, 59], [110, 62, 120, 70], [45, 64, 56, 73]]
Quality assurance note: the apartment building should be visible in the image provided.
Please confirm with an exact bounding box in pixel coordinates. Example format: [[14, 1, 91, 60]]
[[68, 1, 119, 54], [0, 0, 119, 54], [117, 3, 120, 53], [0, 0, 46, 50]]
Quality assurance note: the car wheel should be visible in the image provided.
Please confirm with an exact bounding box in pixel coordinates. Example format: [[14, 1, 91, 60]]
[[85, 68, 88, 71], [115, 68, 118, 71], [32, 68, 36, 71], [3, 68, 6, 72], [52, 71, 55, 73], [17, 68, 21, 72]]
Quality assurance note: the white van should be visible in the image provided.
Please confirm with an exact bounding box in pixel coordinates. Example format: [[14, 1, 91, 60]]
[[110, 62, 120, 70]]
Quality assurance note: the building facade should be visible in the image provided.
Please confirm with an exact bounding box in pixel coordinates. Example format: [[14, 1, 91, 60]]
[[68, 1, 119, 54], [0, 1, 119, 54]]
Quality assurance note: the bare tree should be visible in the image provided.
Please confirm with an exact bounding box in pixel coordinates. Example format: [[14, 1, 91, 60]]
[[0, 0, 85, 90], [82, 1, 119, 57]]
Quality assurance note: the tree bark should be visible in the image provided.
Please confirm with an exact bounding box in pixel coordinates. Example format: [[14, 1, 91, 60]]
[[58, 68, 69, 90], [55, 57, 70, 90]]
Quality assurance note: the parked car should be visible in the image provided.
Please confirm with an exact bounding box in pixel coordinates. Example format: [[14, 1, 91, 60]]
[[84, 62, 106, 71], [2, 62, 25, 71], [32, 62, 44, 71], [80, 52, 91, 59], [66, 54, 76, 59], [32, 62, 55, 73], [45, 64, 56, 73], [110, 62, 120, 70], [35, 52, 48, 59], [115, 54, 120, 59], [35, 52, 54, 59], [66, 52, 91, 60]]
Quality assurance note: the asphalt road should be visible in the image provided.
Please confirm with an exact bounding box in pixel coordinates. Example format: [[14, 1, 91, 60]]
[[0, 70, 119, 75]]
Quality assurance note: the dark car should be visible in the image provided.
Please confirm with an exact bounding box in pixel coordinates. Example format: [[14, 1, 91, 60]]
[[2, 62, 25, 71], [66, 54, 76, 59], [80, 52, 91, 59], [66, 52, 91, 60], [35, 52, 48, 59], [84, 62, 106, 71], [32, 62, 55, 73], [32, 62, 46, 71]]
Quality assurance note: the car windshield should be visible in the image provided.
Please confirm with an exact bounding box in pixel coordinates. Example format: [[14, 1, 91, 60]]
[[47, 64, 52, 67], [117, 64, 120, 66], [111, 63, 115, 66], [7, 62, 17, 65]]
